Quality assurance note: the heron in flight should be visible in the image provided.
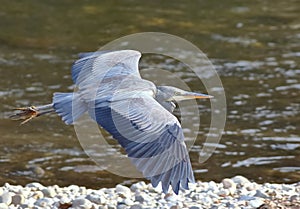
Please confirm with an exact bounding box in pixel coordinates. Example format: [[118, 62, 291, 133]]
[[10, 50, 212, 194]]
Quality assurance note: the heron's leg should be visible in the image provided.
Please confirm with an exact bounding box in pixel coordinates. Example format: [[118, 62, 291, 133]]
[[10, 103, 54, 124], [34, 104, 55, 116]]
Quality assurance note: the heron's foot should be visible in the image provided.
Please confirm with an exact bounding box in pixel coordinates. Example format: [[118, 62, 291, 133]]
[[9, 106, 40, 125]]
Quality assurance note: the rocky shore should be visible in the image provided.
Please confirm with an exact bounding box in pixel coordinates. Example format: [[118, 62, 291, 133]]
[[0, 176, 299, 209]]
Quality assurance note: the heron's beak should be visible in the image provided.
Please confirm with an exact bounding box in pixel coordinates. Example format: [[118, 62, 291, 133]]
[[172, 92, 213, 101]]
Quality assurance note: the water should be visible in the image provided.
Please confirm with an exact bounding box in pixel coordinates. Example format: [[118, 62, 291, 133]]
[[0, 0, 299, 188]]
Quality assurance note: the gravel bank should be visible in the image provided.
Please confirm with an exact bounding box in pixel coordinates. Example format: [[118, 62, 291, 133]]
[[0, 176, 299, 209]]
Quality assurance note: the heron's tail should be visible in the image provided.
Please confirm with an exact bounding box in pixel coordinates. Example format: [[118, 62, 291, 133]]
[[53, 92, 87, 125]]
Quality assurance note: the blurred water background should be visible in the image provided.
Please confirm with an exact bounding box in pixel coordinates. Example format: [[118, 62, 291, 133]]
[[0, 0, 299, 188]]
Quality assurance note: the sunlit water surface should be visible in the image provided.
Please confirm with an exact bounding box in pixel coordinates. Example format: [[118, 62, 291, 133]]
[[0, 0, 299, 188]]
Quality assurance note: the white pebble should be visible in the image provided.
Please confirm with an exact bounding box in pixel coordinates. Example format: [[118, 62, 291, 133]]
[[32, 191, 44, 199], [282, 184, 294, 191], [116, 185, 131, 194], [249, 198, 264, 208], [0, 203, 8, 209], [187, 183, 197, 191], [222, 178, 236, 195], [42, 188, 56, 198], [0, 192, 12, 205], [254, 190, 268, 198], [245, 182, 257, 191], [25, 197, 36, 207], [34, 197, 54, 207], [190, 193, 201, 201], [217, 189, 229, 197], [107, 204, 116, 209], [208, 181, 218, 191], [123, 198, 134, 206], [59, 195, 72, 204], [164, 193, 178, 202], [222, 178, 235, 189], [130, 182, 147, 192], [67, 185, 80, 194], [25, 182, 45, 190], [19, 188, 31, 198], [231, 176, 250, 186], [104, 188, 115, 194], [72, 198, 93, 209], [86, 194, 106, 204], [79, 187, 87, 195], [148, 182, 163, 193], [116, 185, 131, 199], [200, 196, 213, 206]]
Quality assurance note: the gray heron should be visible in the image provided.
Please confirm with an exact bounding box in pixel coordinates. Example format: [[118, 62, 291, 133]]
[[10, 50, 213, 194]]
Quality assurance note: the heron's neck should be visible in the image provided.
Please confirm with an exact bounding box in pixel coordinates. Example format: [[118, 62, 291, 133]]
[[154, 89, 176, 113]]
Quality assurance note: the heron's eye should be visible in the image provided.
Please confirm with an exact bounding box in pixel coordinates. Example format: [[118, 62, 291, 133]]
[[174, 92, 180, 96]]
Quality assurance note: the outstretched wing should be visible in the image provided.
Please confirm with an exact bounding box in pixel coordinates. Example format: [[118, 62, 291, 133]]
[[90, 86, 195, 194], [64, 50, 194, 193], [71, 50, 142, 85]]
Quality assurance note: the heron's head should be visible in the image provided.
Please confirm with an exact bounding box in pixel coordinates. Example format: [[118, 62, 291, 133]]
[[157, 86, 213, 102]]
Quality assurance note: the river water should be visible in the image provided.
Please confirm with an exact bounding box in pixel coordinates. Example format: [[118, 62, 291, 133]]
[[0, 1, 299, 188]]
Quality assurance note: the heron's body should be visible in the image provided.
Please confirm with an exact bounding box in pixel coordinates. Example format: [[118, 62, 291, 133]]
[[10, 50, 212, 194]]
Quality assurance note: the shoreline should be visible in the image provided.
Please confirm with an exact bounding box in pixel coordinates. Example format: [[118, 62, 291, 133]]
[[0, 176, 299, 209]]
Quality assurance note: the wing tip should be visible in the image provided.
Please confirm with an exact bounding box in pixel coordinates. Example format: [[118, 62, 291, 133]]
[[148, 161, 195, 195]]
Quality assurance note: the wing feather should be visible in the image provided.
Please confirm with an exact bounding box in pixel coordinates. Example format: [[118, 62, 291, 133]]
[[71, 50, 141, 85], [91, 92, 194, 194]]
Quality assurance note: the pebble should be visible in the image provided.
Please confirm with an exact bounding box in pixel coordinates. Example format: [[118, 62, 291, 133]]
[[116, 184, 131, 199], [290, 194, 300, 202], [130, 181, 147, 192], [0, 192, 12, 205], [221, 178, 236, 195], [254, 190, 269, 198], [72, 198, 93, 209], [217, 188, 229, 197], [11, 194, 25, 205], [245, 182, 257, 191], [0, 176, 297, 209], [231, 175, 251, 187], [117, 204, 127, 209], [123, 198, 134, 206], [25, 182, 45, 190], [130, 204, 143, 209], [0, 203, 8, 209], [34, 197, 54, 207], [222, 178, 235, 189], [86, 193, 106, 204], [249, 198, 264, 208], [42, 187, 56, 198], [32, 191, 44, 199], [189, 206, 201, 209], [135, 194, 145, 203]]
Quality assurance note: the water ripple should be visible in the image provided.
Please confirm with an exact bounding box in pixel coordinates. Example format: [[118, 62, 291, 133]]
[[232, 156, 295, 167]]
